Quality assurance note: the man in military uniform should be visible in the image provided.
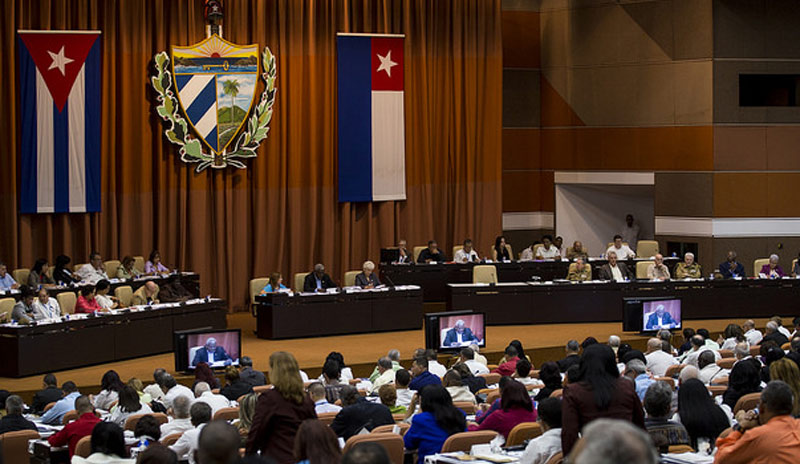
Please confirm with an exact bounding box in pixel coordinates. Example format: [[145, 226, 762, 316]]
[[566, 241, 589, 260], [567, 257, 592, 281], [675, 252, 702, 279]]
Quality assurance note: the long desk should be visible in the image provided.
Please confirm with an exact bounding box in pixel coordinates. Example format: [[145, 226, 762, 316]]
[[381, 258, 678, 302], [447, 279, 800, 325], [255, 287, 424, 339], [0, 272, 200, 301], [0, 298, 227, 377]]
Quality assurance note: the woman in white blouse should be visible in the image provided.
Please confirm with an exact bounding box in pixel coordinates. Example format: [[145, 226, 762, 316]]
[[107, 385, 152, 427], [31, 287, 60, 320], [93, 370, 125, 411], [94, 279, 119, 310]]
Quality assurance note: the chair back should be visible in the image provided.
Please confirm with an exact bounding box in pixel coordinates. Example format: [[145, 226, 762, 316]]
[[708, 386, 727, 397], [0, 298, 15, 321], [317, 411, 338, 426], [12, 268, 30, 286], [749, 345, 761, 357], [549, 389, 563, 399], [0, 429, 40, 464], [506, 422, 543, 446], [104, 260, 121, 279], [711, 376, 729, 386], [636, 240, 659, 258], [161, 432, 183, 446], [344, 271, 360, 287], [472, 265, 498, 284], [253, 385, 272, 394], [667, 444, 695, 454], [654, 377, 676, 390], [293, 272, 309, 292], [753, 258, 770, 276], [716, 358, 735, 369], [57, 292, 77, 314], [718, 349, 734, 358], [151, 413, 169, 425], [342, 433, 405, 464], [453, 401, 477, 415], [545, 451, 563, 464], [486, 390, 500, 405], [371, 423, 410, 436], [478, 373, 501, 385], [74, 263, 87, 272], [636, 261, 653, 279], [124, 413, 146, 431], [74, 435, 92, 458], [213, 407, 240, 422], [782, 342, 791, 351], [664, 364, 684, 378], [733, 392, 761, 414], [441, 431, 498, 453], [115, 286, 133, 307], [133, 256, 145, 273], [392, 413, 406, 422], [62, 409, 79, 425], [249, 278, 268, 305], [413, 246, 426, 263], [452, 245, 464, 258]]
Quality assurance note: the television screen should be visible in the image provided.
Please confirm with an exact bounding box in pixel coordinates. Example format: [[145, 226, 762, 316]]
[[642, 299, 681, 331], [174, 329, 241, 372], [424, 310, 486, 352]]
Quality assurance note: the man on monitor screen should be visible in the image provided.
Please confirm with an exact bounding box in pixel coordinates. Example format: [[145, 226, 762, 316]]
[[443, 320, 480, 347], [645, 305, 677, 330], [191, 338, 232, 367]]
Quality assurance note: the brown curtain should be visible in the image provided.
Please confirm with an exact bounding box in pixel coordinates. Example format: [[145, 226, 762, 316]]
[[0, 0, 502, 311]]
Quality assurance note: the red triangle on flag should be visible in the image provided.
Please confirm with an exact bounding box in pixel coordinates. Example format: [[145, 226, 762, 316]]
[[18, 32, 100, 112]]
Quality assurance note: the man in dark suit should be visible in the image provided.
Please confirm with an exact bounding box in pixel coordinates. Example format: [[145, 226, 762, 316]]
[[238, 356, 266, 386], [417, 240, 447, 263], [192, 337, 232, 367], [0, 395, 37, 434], [718, 250, 746, 278], [597, 251, 633, 281], [645, 305, 677, 330], [763, 321, 789, 347], [31, 373, 63, 414], [303, 263, 337, 293], [443, 320, 479, 347], [330, 386, 394, 440]]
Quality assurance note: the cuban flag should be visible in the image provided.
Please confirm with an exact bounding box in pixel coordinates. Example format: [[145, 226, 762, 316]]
[[337, 34, 406, 202], [17, 31, 102, 213]]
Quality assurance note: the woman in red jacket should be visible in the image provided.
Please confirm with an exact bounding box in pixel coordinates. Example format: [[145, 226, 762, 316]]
[[561, 344, 645, 455], [74, 285, 103, 313]]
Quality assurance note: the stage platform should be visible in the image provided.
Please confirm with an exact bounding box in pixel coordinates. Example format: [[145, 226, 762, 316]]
[[0, 312, 778, 402]]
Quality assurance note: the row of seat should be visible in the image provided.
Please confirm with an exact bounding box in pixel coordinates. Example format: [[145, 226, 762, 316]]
[[9, 257, 148, 287], [415, 240, 662, 263], [0, 285, 138, 320]]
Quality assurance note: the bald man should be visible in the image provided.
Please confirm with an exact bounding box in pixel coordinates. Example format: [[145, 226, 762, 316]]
[[647, 254, 670, 281], [131, 281, 160, 306], [644, 338, 677, 377]]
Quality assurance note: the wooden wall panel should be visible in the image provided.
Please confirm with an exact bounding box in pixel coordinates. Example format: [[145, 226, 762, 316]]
[[503, 129, 540, 171], [502, 10, 540, 68], [713, 173, 768, 217], [503, 171, 541, 212]]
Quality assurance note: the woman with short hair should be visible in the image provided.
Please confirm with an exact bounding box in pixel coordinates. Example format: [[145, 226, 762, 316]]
[[28, 258, 55, 287], [355, 260, 380, 289]]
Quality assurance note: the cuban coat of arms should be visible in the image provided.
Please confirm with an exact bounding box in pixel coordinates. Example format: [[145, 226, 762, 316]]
[[151, 34, 276, 171]]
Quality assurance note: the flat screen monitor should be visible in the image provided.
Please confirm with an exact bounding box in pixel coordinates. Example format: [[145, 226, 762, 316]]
[[623, 297, 681, 333], [174, 328, 241, 372], [380, 248, 400, 264], [424, 310, 486, 352]]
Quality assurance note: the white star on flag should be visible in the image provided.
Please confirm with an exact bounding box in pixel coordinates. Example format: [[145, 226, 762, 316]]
[[47, 46, 74, 76], [376, 50, 398, 77]]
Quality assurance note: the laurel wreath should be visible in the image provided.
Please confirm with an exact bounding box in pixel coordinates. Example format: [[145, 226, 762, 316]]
[[151, 47, 276, 172]]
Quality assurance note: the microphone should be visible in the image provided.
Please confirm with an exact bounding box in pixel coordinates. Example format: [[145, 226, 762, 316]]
[[383, 273, 397, 290]]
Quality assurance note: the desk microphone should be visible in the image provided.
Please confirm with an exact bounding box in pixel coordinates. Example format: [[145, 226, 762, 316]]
[[383, 274, 397, 290]]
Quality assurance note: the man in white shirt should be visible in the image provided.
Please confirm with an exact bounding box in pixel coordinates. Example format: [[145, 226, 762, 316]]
[[536, 235, 561, 260], [193, 382, 230, 416], [308, 382, 341, 414], [454, 239, 480, 263], [160, 394, 194, 439], [644, 338, 678, 377], [697, 351, 726, 385], [424, 349, 447, 378], [32, 287, 61, 320], [162, 374, 194, 409], [458, 347, 489, 375], [606, 235, 636, 260], [370, 357, 397, 393], [520, 397, 562, 464], [771, 316, 792, 340], [620, 214, 640, 249], [681, 335, 721, 367], [743, 320, 763, 346], [394, 370, 415, 408], [75, 251, 109, 284], [170, 402, 211, 464], [144, 368, 167, 403], [470, 344, 489, 366]]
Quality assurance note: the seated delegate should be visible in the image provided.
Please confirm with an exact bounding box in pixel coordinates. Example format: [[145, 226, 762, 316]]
[[0, 262, 19, 291], [718, 251, 745, 279], [11, 285, 38, 324], [567, 257, 591, 281], [674, 252, 702, 279], [52, 255, 81, 285], [303, 264, 337, 292], [33, 286, 61, 319], [75, 252, 109, 284], [597, 251, 633, 282], [566, 241, 588, 260], [192, 337, 233, 367], [355, 261, 381, 289], [606, 235, 636, 260], [74, 286, 104, 313], [418, 240, 446, 263], [760, 254, 785, 279], [131, 281, 160, 306], [116, 256, 141, 280], [647, 254, 670, 281], [144, 250, 170, 276], [492, 236, 511, 261], [28, 258, 55, 287], [454, 239, 480, 263], [535, 235, 560, 260], [260, 272, 287, 293]]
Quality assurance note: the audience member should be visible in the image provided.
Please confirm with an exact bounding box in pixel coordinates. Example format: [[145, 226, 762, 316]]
[[623, 359, 654, 400], [144, 368, 168, 403], [136, 443, 178, 464], [195, 420, 241, 464], [220, 365, 253, 402], [763, 320, 790, 347], [742, 319, 763, 345], [108, 385, 153, 427], [452, 364, 487, 395], [239, 356, 266, 386], [308, 382, 341, 414], [193, 362, 221, 390], [293, 418, 342, 463], [644, 338, 677, 377], [642, 381, 690, 452], [170, 402, 212, 464], [678, 328, 695, 355], [133, 414, 162, 449], [561, 344, 645, 455], [717, 323, 747, 351], [675, 379, 730, 451], [722, 358, 762, 409], [236, 392, 259, 438], [246, 352, 317, 463], [442, 370, 476, 404], [568, 419, 658, 464], [93, 370, 124, 411], [378, 384, 407, 414], [493, 345, 520, 376], [41, 381, 81, 425], [160, 394, 194, 439], [331, 385, 393, 440], [681, 335, 721, 367], [72, 421, 133, 464], [0, 261, 19, 290], [458, 347, 489, 375], [534, 362, 562, 402], [47, 395, 101, 456], [423, 349, 447, 378], [0, 395, 37, 434], [557, 340, 580, 372], [470, 343, 489, 365], [162, 374, 195, 409], [513, 359, 537, 385], [323, 351, 355, 382], [697, 351, 725, 385], [771, 316, 792, 340], [469, 380, 536, 438], [31, 373, 63, 415], [394, 369, 415, 407], [194, 381, 231, 416], [608, 335, 621, 354], [370, 357, 396, 393], [320, 359, 346, 403], [715, 380, 800, 463], [409, 356, 442, 391], [520, 397, 562, 464], [769, 358, 800, 416], [342, 442, 391, 464], [404, 384, 467, 464], [678, 365, 700, 386], [368, 350, 401, 382]]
